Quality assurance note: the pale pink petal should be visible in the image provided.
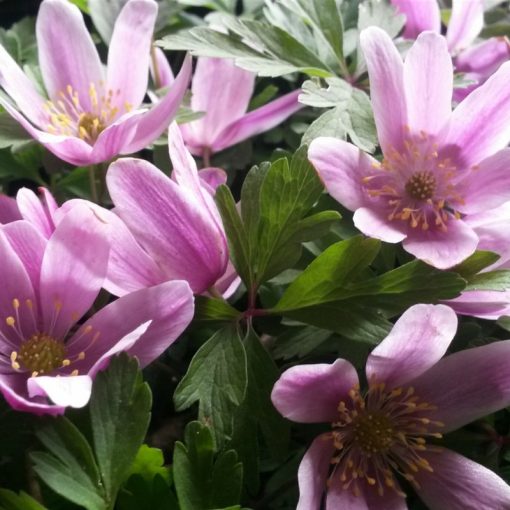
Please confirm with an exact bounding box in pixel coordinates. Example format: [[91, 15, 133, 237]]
[[402, 219, 478, 269], [447, 0, 484, 54], [0, 195, 21, 223], [107, 157, 227, 293], [150, 48, 175, 88], [212, 90, 303, 153], [0, 45, 47, 126], [360, 27, 407, 154], [39, 188, 58, 220], [308, 138, 377, 211], [416, 448, 510, 510], [366, 304, 457, 388], [404, 32, 452, 136], [455, 37, 510, 80], [441, 61, 510, 169], [27, 374, 92, 408], [106, 0, 158, 110], [69, 281, 194, 374], [412, 340, 510, 432], [354, 207, 408, 243], [39, 205, 109, 340], [213, 259, 241, 299], [391, 0, 440, 39], [458, 149, 510, 214], [36, 0, 104, 109], [296, 434, 335, 510], [119, 54, 192, 155], [446, 290, 510, 320], [2, 220, 46, 295], [326, 483, 408, 510], [0, 374, 64, 415], [181, 57, 255, 151], [16, 188, 55, 238], [198, 167, 228, 194], [271, 360, 359, 424]]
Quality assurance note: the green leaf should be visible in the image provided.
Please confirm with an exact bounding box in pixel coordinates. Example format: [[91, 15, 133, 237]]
[[126, 445, 171, 483], [452, 250, 501, 278], [174, 326, 247, 447], [272, 325, 332, 360], [466, 270, 510, 291], [229, 329, 290, 494], [90, 354, 152, 507], [173, 422, 243, 510], [194, 296, 242, 323], [0, 490, 47, 510], [31, 418, 105, 510], [0, 112, 32, 150], [69, 0, 90, 13]]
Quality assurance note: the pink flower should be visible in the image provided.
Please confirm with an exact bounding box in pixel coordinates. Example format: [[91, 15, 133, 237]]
[[0, 0, 192, 166], [103, 122, 231, 296], [152, 51, 303, 157], [392, 0, 510, 100], [309, 28, 510, 269], [0, 205, 194, 414], [271, 304, 510, 509]]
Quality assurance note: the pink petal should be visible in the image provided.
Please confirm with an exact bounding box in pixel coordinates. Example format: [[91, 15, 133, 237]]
[[119, 54, 192, 155], [412, 340, 510, 432], [416, 448, 510, 509], [271, 360, 359, 424], [404, 32, 452, 136], [213, 259, 241, 299], [0, 45, 47, 127], [441, 61, 510, 169], [70, 280, 194, 374], [107, 157, 228, 293], [150, 48, 175, 88], [181, 57, 255, 152], [446, 0, 484, 54], [106, 0, 158, 110], [198, 167, 228, 194], [308, 138, 376, 211], [296, 433, 335, 510], [0, 373, 64, 415], [326, 483, 407, 510], [39, 205, 109, 340], [353, 207, 408, 243], [360, 27, 407, 154], [2, 220, 47, 296], [458, 148, 510, 214], [27, 374, 92, 408], [391, 0, 441, 39], [0, 195, 21, 223], [366, 304, 457, 388], [36, 0, 104, 110], [16, 188, 55, 238], [455, 37, 510, 80], [212, 90, 303, 153], [402, 219, 478, 269], [446, 290, 510, 320]]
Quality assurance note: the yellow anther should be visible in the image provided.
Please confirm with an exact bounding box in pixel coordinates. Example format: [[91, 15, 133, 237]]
[[6, 317, 15, 327]]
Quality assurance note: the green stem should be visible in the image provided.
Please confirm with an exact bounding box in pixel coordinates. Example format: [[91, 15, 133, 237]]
[[202, 146, 211, 168], [151, 42, 162, 90]]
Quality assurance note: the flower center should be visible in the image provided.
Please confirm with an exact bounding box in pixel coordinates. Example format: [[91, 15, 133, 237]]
[[44, 83, 132, 144], [15, 333, 66, 375], [329, 382, 444, 498], [361, 129, 466, 232]]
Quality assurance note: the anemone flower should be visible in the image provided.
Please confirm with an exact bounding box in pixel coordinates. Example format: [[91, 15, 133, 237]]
[[0, 0, 191, 166], [0, 205, 194, 414], [152, 50, 303, 160], [272, 304, 510, 509], [103, 122, 230, 296], [309, 28, 510, 270], [391, 0, 510, 101]]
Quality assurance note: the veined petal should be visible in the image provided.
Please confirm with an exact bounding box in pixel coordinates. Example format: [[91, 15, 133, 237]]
[[404, 32, 452, 136], [0, 195, 21, 223], [416, 448, 510, 510], [402, 218, 478, 269], [360, 27, 407, 154], [212, 90, 303, 153], [447, 0, 484, 54], [16, 188, 55, 238], [39, 205, 109, 340], [0, 45, 47, 127], [198, 167, 227, 194], [150, 48, 174, 89], [119, 54, 192, 155], [308, 138, 376, 211], [354, 207, 408, 243], [446, 290, 510, 320], [326, 482, 408, 510], [455, 37, 510, 80], [296, 434, 335, 510], [366, 304, 457, 388], [391, 0, 441, 39], [107, 157, 227, 293], [27, 374, 92, 408], [412, 340, 510, 432], [36, 0, 104, 110], [441, 61, 510, 169], [271, 360, 359, 423], [106, 0, 158, 110]]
